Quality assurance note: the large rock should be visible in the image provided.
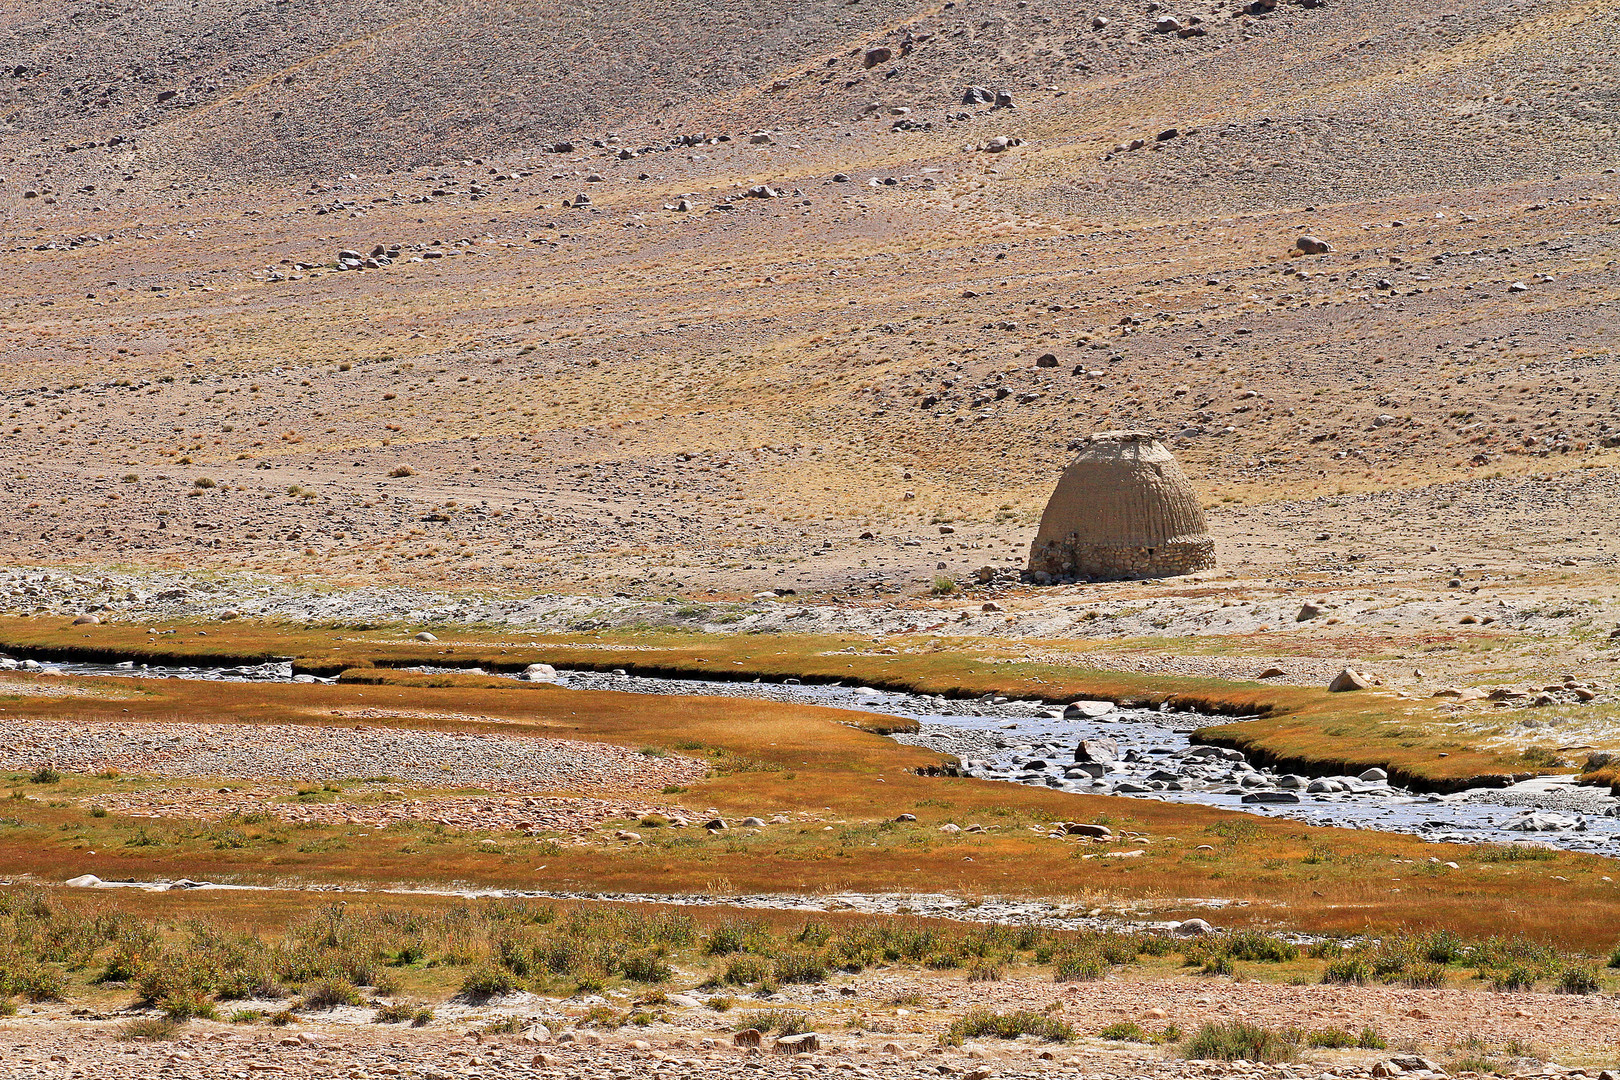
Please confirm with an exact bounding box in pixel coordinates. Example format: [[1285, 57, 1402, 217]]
[[1242, 791, 1301, 804], [1328, 668, 1370, 692], [1074, 737, 1119, 765], [1064, 700, 1116, 718], [523, 663, 559, 682], [1296, 235, 1333, 254]]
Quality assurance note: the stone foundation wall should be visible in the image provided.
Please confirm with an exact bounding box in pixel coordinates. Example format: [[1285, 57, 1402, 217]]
[[1028, 536, 1216, 583]]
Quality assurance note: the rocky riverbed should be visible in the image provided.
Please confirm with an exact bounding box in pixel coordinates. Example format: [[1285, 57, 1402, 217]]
[[12, 659, 1620, 854]]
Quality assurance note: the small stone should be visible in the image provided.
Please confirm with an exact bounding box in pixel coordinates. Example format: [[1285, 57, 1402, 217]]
[[863, 47, 892, 68], [1035, 353, 1058, 367]]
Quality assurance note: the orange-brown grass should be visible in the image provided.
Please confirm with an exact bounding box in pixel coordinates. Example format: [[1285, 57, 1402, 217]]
[[0, 618, 1539, 788], [0, 663, 1615, 947]]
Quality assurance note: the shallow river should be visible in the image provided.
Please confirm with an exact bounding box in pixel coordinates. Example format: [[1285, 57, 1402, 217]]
[[9, 655, 1618, 856]]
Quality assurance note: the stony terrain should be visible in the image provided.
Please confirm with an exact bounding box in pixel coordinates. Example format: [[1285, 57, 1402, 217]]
[[0, 719, 706, 795], [2, 975, 1618, 1080]]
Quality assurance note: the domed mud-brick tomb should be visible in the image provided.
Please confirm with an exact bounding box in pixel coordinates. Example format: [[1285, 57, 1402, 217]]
[[1027, 431, 1216, 583]]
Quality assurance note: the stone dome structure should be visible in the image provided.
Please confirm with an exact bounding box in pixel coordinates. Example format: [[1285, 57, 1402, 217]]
[[1027, 431, 1216, 582]]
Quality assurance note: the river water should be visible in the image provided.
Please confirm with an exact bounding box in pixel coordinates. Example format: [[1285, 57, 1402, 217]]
[[8, 655, 1617, 856]]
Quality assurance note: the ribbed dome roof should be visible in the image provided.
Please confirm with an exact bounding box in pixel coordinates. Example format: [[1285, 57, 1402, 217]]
[[1027, 432, 1214, 580]]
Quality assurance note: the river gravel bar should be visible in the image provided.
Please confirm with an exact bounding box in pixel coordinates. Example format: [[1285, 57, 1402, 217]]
[[0, 719, 706, 795]]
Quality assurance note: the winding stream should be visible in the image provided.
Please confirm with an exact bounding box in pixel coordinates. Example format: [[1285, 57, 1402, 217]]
[[8, 655, 1618, 856]]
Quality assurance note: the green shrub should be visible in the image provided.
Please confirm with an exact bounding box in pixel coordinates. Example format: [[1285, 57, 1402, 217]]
[[1182, 1022, 1299, 1062], [29, 767, 61, 784], [722, 954, 770, 985], [966, 962, 1002, 982], [299, 978, 362, 1011], [943, 1009, 1076, 1046], [771, 951, 828, 984], [1200, 953, 1236, 977], [1556, 966, 1600, 995], [1402, 962, 1446, 989], [1489, 965, 1537, 992], [1054, 950, 1106, 982], [459, 966, 518, 999], [1322, 957, 1371, 985], [1358, 1026, 1389, 1050], [1306, 1027, 1356, 1049], [1098, 1021, 1149, 1042], [621, 952, 673, 984], [1226, 931, 1299, 963], [734, 1009, 813, 1035], [373, 1000, 427, 1023], [118, 1016, 185, 1041]]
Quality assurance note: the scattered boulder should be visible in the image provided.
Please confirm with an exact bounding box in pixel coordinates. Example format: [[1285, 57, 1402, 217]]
[[413, 631, 437, 642], [72, 613, 99, 625], [776, 1033, 820, 1054], [1296, 235, 1333, 254], [1359, 767, 1389, 782], [1173, 918, 1213, 936], [962, 86, 994, 105], [1035, 353, 1058, 368], [523, 663, 559, 683], [1074, 737, 1119, 765], [704, 817, 729, 830], [1328, 668, 1371, 692], [1255, 666, 1286, 679], [1064, 822, 1112, 839], [64, 874, 103, 888], [1296, 603, 1322, 621], [863, 47, 892, 68], [739, 816, 766, 828], [734, 1029, 763, 1048], [994, 89, 1014, 109], [1242, 791, 1301, 804], [1154, 15, 1184, 32], [1065, 700, 1116, 719]]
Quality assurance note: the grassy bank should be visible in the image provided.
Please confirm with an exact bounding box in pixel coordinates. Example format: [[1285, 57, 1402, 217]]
[[0, 618, 1552, 790]]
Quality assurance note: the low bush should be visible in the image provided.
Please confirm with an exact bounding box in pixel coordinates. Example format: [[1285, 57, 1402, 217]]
[[459, 967, 518, 999], [1183, 1022, 1299, 1062], [943, 1009, 1076, 1046], [1322, 957, 1371, 985], [1555, 967, 1600, 995], [734, 1009, 813, 1035], [1098, 1021, 1149, 1042], [298, 978, 362, 1011]]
